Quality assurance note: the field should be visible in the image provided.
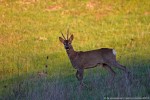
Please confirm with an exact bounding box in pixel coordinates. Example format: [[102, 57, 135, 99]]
[[0, 0, 150, 99]]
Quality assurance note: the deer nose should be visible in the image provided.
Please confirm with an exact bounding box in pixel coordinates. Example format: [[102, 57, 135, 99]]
[[66, 47, 69, 50], [65, 46, 69, 50], [65, 45, 69, 50]]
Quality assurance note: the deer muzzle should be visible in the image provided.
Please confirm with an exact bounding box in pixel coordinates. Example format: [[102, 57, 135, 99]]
[[65, 45, 69, 50]]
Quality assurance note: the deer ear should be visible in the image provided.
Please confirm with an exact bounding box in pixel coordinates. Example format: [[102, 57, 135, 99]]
[[59, 37, 64, 43], [69, 34, 74, 42]]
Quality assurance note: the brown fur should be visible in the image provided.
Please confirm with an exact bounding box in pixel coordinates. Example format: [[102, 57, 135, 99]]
[[59, 34, 130, 87]]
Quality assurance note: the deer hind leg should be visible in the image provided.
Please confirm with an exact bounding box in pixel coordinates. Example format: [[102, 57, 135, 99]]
[[103, 64, 116, 84], [107, 61, 131, 79], [107, 61, 128, 73], [76, 69, 84, 87]]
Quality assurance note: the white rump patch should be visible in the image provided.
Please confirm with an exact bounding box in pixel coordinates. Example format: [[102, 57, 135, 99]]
[[112, 49, 116, 55]]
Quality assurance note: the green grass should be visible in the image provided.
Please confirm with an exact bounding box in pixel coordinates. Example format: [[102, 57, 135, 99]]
[[0, 0, 150, 99]]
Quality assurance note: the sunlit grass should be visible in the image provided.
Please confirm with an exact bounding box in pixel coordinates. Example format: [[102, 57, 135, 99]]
[[0, 0, 150, 99]]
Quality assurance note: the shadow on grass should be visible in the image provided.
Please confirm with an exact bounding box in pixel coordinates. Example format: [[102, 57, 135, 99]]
[[1, 59, 150, 100]]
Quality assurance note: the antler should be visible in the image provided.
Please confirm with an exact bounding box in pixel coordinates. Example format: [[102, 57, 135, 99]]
[[67, 28, 69, 40], [60, 31, 66, 40]]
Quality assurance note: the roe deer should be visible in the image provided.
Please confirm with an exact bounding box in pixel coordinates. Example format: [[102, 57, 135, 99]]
[[59, 30, 130, 87]]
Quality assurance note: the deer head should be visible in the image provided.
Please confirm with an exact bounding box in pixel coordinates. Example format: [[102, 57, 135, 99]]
[[59, 29, 74, 51]]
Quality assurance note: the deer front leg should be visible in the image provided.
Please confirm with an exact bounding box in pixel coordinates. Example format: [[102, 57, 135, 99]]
[[76, 69, 84, 87]]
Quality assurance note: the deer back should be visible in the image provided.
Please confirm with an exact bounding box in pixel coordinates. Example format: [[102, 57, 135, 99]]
[[69, 48, 116, 69]]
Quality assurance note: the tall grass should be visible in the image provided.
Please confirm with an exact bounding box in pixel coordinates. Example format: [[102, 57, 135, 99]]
[[0, 0, 150, 99]]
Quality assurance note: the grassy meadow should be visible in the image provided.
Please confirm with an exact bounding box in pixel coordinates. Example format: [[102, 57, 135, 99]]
[[0, 0, 150, 99]]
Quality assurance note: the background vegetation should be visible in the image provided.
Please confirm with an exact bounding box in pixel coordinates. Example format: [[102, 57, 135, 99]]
[[0, 0, 150, 99]]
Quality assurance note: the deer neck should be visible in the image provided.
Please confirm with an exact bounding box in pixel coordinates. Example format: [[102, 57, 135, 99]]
[[66, 46, 77, 60]]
